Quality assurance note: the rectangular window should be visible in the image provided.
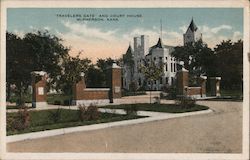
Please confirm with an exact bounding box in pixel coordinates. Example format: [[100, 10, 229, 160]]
[[160, 77, 162, 84], [166, 77, 169, 84], [165, 63, 168, 71], [171, 77, 174, 84], [171, 63, 173, 72], [159, 57, 163, 61], [174, 63, 176, 72]]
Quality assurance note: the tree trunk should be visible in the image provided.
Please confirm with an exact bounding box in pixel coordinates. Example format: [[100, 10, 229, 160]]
[[6, 83, 11, 102]]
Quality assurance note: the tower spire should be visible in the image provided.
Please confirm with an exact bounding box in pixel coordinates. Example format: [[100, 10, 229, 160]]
[[160, 19, 162, 39]]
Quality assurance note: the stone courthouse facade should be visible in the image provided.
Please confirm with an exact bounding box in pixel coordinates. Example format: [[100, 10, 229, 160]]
[[122, 18, 202, 91]]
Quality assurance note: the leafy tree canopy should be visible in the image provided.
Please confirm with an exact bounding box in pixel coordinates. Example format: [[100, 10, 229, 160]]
[[6, 31, 69, 102], [214, 39, 243, 89], [171, 40, 216, 78]]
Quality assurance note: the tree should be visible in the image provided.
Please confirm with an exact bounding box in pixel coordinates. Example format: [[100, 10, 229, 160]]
[[214, 40, 243, 90], [171, 40, 216, 85], [59, 53, 91, 95], [23, 30, 69, 90], [85, 64, 105, 88], [93, 58, 114, 87], [6, 31, 69, 104], [140, 60, 164, 103], [6, 32, 32, 103]]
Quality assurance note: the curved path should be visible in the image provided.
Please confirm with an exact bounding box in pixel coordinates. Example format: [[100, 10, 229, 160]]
[[7, 100, 242, 153]]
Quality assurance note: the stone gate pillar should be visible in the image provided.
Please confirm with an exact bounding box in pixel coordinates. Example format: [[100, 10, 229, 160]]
[[72, 72, 86, 105], [210, 77, 221, 97], [176, 68, 189, 96], [31, 71, 47, 108], [199, 76, 207, 97], [109, 62, 122, 103]]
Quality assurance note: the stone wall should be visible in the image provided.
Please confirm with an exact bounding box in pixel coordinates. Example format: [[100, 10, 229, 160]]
[[72, 79, 109, 101], [176, 68, 207, 98], [186, 87, 202, 98], [73, 63, 122, 106]]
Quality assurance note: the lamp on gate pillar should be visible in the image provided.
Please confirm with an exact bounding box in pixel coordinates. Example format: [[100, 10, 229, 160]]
[[176, 61, 189, 96], [210, 77, 221, 97]]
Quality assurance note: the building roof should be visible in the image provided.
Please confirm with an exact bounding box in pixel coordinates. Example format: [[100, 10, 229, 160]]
[[146, 38, 175, 56], [155, 38, 163, 48], [125, 44, 133, 55], [187, 18, 198, 32]]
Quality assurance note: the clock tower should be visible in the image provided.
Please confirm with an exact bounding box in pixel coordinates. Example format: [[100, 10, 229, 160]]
[[183, 18, 202, 45]]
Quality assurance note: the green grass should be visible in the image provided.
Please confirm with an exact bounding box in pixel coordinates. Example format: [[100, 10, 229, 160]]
[[100, 103, 209, 113], [121, 91, 146, 97], [8, 93, 32, 103], [7, 105, 32, 110], [7, 109, 145, 135], [47, 94, 72, 105], [220, 89, 242, 97]]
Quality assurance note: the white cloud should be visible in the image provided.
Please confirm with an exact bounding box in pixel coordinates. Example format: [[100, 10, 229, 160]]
[[232, 31, 242, 41], [44, 26, 51, 31], [13, 29, 25, 38], [179, 25, 187, 33], [211, 25, 232, 34], [56, 21, 127, 62], [55, 21, 242, 61], [62, 21, 118, 42], [197, 24, 241, 48]]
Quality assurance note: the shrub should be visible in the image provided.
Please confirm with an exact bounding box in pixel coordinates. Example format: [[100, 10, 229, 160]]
[[54, 100, 61, 105], [16, 98, 25, 106], [175, 97, 196, 109], [78, 105, 88, 121], [78, 104, 100, 121], [129, 81, 138, 94], [48, 108, 62, 123], [86, 104, 100, 120], [6, 115, 15, 131], [161, 85, 177, 99], [63, 99, 71, 106], [124, 105, 138, 116], [9, 106, 30, 131], [154, 96, 160, 104]]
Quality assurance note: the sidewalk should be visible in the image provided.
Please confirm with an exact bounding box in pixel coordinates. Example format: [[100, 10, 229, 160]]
[[7, 107, 213, 143], [7, 101, 242, 153]]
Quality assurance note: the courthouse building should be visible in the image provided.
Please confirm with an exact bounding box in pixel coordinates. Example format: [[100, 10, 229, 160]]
[[122, 18, 202, 91]]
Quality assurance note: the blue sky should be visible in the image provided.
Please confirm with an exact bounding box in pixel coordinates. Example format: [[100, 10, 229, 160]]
[[7, 8, 243, 61]]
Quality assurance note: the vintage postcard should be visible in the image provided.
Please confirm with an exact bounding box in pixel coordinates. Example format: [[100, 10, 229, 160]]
[[0, 0, 249, 159]]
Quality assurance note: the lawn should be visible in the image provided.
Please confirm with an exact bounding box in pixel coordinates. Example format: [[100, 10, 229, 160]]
[[100, 103, 209, 113], [7, 105, 32, 110], [205, 89, 243, 101], [7, 109, 145, 135], [47, 94, 72, 105], [121, 90, 146, 97]]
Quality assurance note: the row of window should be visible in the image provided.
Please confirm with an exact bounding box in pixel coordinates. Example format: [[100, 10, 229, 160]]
[[147, 77, 175, 85], [166, 62, 177, 72], [152, 57, 176, 61], [124, 76, 175, 88]]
